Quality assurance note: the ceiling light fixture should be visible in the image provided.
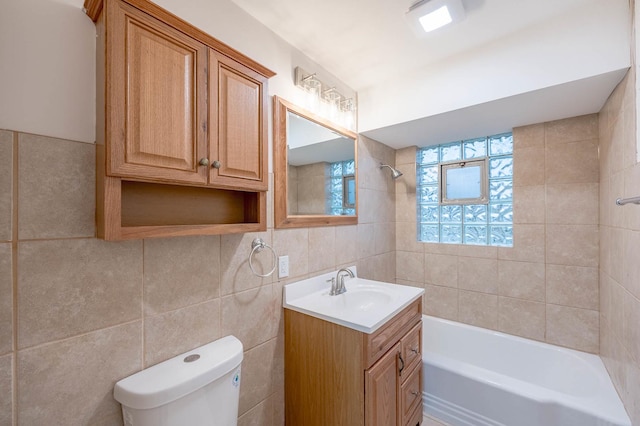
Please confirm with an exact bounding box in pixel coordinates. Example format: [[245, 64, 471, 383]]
[[406, 0, 465, 35]]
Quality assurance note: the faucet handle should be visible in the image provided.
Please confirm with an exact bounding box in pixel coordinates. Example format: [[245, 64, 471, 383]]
[[326, 277, 337, 295]]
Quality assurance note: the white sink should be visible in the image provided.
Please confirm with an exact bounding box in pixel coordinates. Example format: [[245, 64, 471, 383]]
[[283, 267, 424, 334]]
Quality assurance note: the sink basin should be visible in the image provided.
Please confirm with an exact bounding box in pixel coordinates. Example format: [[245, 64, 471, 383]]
[[283, 267, 424, 334]]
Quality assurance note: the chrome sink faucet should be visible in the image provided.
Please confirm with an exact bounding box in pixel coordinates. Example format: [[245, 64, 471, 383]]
[[329, 268, 354, 296]]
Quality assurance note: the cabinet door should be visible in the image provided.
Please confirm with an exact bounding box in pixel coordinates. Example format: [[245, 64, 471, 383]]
[[209, 50, 268, 191], [107, 0, 208, 184], [366, 342, 401, 426]]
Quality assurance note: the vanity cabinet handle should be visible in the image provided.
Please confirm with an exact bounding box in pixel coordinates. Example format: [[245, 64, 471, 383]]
[[410, 347, 420, 355], [411, 390, 420, 398], [199, 158, 209, 166], [212, 160, 221, 169], [398, 353, 405, 374]]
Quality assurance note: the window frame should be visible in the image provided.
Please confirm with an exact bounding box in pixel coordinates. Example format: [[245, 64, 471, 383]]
[[439, 158, 488, 205]]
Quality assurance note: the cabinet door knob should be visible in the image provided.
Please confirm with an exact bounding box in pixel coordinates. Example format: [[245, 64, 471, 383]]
[[212, 160, 221, 169], [199, 158, 209, 166]]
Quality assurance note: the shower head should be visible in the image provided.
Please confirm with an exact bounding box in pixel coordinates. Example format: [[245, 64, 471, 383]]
[[379, 163, 403, 180]]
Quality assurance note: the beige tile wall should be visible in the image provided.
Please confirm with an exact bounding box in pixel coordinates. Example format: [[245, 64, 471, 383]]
[[599, 67, 640, 424], [395, 113, 601, 353], [0, 129, 395, 425]]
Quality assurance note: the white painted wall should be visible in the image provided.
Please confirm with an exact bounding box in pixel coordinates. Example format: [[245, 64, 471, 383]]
[[0, 0, 353, 146], [358, 0, 631, 133], [0, 0, 96, 143]]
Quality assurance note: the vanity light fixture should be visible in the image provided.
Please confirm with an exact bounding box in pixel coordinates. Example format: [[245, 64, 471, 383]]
[[406, 0, 465, 35], [294, 66, 356, 129]]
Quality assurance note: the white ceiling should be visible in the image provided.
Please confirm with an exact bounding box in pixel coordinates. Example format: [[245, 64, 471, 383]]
[[231, 0, 630, 148], [231, 0, 596, 92]]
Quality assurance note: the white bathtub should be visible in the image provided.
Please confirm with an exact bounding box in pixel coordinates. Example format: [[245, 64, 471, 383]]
[[421, 315, 631, 426]]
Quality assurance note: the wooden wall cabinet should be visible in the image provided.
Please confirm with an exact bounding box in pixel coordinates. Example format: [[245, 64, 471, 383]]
[[285, 299, 423, 426], [85, 0, 274, 240]]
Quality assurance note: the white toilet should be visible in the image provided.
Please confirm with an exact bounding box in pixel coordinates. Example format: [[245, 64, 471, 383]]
[[114, 335, 243, 426]]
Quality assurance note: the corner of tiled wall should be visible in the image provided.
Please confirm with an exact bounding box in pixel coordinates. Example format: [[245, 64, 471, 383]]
[[599, 66, 640, 424]]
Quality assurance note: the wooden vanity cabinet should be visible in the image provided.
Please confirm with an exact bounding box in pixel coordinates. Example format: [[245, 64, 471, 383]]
[[285, 299, 423, 426], [85, 0, 274, 240]]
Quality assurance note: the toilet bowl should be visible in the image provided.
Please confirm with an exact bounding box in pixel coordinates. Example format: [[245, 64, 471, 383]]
[[114, 335, 243, 426]]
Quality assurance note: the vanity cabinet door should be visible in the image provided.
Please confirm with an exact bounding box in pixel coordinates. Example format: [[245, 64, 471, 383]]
[[209, 50, 268, 191], [107, 0, 208, 184], [366, 342, 401, 426]]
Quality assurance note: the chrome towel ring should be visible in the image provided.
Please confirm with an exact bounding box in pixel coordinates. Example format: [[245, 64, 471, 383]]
[[248, 238, 277, 277]]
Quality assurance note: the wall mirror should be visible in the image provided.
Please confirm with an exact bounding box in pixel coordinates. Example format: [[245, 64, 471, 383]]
[[273, 96, 358, 228]]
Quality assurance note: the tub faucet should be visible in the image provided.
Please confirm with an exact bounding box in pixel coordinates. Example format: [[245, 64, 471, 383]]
[[331, 268, 354, 295]]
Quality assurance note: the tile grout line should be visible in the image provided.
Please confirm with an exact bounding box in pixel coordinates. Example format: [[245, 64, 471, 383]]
[[11, 131, 18, 426]]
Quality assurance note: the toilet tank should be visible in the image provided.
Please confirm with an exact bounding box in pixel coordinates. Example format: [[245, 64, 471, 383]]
[[114, 335, 243, 426]]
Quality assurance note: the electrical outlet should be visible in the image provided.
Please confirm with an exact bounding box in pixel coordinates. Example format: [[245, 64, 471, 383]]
[[278, 255, 289, 278]]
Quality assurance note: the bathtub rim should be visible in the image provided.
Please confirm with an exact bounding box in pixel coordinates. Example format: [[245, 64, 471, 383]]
[[420, 314, 631, 426]]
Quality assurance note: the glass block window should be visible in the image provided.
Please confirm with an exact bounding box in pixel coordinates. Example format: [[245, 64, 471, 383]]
[[328, 160, 356, 216], [417, 132, 513, 246]]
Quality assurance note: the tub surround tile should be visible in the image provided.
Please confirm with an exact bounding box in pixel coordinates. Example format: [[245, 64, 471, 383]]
[[17, 239, 142, 349], [395, 191, 417, 223], [17, 322, 141, 426], [513, 146, 545, 186], [458, 257, 498, 294], [545, 140, 599, 184], [0, 353, 12, 426], [424, 253, 458, 288], [221, 231, 273, 296], [458, 290, 498, 330], [546, 265, 599, 310], [610, 228, 625, 285], [546, 183, 599, 225], [544, 114, 598, 145], [144, 235, 221, 315], [498, 260, 545, 302], [396, 146, 417, 166], [239, 340, 277, 416], [221, 284, 278, 351], [513, 185, 545, 224], [457, 245, 497, 260], [546, 224, 599, 267], [0, 244, 12, 355], [611, 172, 626, 228], [374, 222, 395, 255], [623, 294, 640, 364], [424, 284, 458, 321], [18, 133, 95, 239], [546, 304, 599, 353], [0, 130, 12, 242], [396, 221, 423, 253], [513, 123, 544, 149], [498, 224, 545, 263], [498, 297, 545, 341], [144, 299, 221, 367], [623, 230, 640, 299]]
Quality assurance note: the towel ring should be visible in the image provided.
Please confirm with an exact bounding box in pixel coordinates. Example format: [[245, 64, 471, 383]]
[[248, 238, 277, 277]]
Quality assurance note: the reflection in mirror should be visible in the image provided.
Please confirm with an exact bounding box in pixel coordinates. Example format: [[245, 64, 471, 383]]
[[274, 96, 358, 229]]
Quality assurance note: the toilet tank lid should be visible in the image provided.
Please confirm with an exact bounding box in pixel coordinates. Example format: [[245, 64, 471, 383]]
[[114, 335, 243, 410]]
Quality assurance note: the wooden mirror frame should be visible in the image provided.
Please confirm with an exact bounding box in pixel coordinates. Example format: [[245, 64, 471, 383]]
[[273, 96, 358, 229]]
